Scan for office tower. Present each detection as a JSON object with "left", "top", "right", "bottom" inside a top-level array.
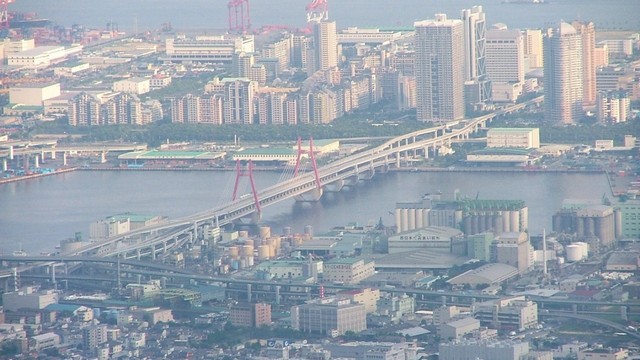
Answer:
[
  {"left": 522, "top": 28, "right": 543, "bottom": 69},
  {"left": 312, "top": 20, "right": 338, "bottom": 72},
  {"left": 544, "top": 22, "right": 583, "bottom": 124},
  {"left": 461, "top": 6, "right": 491, "bottom": 108},
  {"left": 486, "top": 27, "right": 524, "bottom": 83},
  {"left": 414, "top": 14, "right": 465, "bottom": 122},
  {"left": 572, "top": 21, "right": 597, "bottom": 107}
]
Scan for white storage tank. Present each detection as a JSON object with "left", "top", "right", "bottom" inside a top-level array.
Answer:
[
  {"left": 573, "top": 241, "right": 589, "bottom": 258},
  {"left": 228, "top": 246, "right": 239, "bottom": 259},
  {"left": 566, "top": 244, "right": 582, "bottom": 262},
  {"left": 257, "top": 245, "right": 270, "bottom": 260}
]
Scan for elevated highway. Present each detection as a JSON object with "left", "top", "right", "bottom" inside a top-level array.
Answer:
[{"left": 4, "top": 97, "right": 541, "bottom": 261}]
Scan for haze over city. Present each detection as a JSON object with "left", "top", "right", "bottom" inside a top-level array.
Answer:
[{"left": 0, "top": 0, "right": 638, "bottom": 359}]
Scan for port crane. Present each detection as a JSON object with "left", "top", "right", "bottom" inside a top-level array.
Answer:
[
  {"left": 306, "top": 0, "right": 328, "bottom": 23},
  {"left": 227, "top": 0, "right": 251, "bottom": 34},
  {"left": 0, "top": 0, "right": 15, "bottom": 31}
]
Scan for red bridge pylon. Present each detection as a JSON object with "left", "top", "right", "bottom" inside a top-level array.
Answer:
[
  {"left": 232, "top": 159, "right": 261, "bottom": 213},
  {"left": 293, "top": 137, "right": 322, "bottom": 192}
]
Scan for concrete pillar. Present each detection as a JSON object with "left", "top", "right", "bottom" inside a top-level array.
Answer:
[
  {"left": 424, "top": 147, "right": 429, "bottom": 159},
  {"left": 9, "top": 145, "right": 13, "bottom": 160},
  {"left": 62, "top": 152, "right": 67, "bottom": 166},
  {"left": 621, "top": 306, "right": 628, "bottom": 321},
  {"left": 100, "top": 151, "right": 106, "bottom": 163},
  {"left": 395, "top": 152, "right": 400, "bottom": 167},
  {"left": 193, "top": 221, "right": 198, "bottom": 241},
  {"left": 2, "top": 159, "right": 7, "bottom": 172},
  {"left": 572, "top": 303, "right": 577, "bottom": 314},
  {"left": 136, "top": 249, "right": 141, "bottom": 261},
  {"left": 275, "top": 285, "right": 281, "bottom": 305},
  {"left": 51, "top": 151, "right": 56, "bottom": 160},
  {"left": 50, "top": 264, "right": 56, "bottom": 286},
  {"left": 247, "top": 283, "right": 252, "bottom": 302},
  {"left": 34, "top": 155, "right": 39, "bottom": 168}
]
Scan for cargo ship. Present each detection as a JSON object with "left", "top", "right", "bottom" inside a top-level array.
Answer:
[
  {"left": 502, "top": 0, "right": 547, "bottom": 4},
  {"left": 9, "top": 12, "right": 51, "bottom": 29}
]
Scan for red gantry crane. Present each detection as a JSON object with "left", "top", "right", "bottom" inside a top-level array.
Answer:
[
  {"left": 228, "top": 0, "right": 251, "bottom": 34},
  {"left": 0, "top": 0, "right": 15, "bottom": 31},
  {"left": 306, "top": 0, "right": 328, "bottom": 23}
]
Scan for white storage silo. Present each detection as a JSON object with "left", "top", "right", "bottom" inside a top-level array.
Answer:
[{"left": 566, "top": 244, "right": 582, "bottom": 262}]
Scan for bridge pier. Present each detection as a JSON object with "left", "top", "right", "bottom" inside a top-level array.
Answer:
[
  {"left": 2, "top": 158, "right": 6, "bottom": 172},
  {"left": 275, "top": 285, "right": 281, "bottom": 305},
  {"left": 8, "top": 145, "right": 13, "bottom": 160},
  {"left": 193, "top": 221, "right": 198, "bottom": 241},
  {"left": 51, "top": 150, "right": 56, "bottom": 160},
  {"left": 572, "top": 304, "right": 577, "bottom": 314},
  {"left": 136, "top": 249, "right": 141, "bottom": 261},
  {"left": 621, "top": 306, "right": 628, "bottom": 321},
  {"left": 294, "top": 188, "right": 323, "bottom": 202},
  {"left": 247, "top": 284, "right": 252, "bottom": 302},
  {"left": 324, "top": 178, "right": 344, "bottom": 192}
]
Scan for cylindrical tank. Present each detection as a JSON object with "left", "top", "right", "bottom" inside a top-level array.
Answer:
[
  {"left": 238, "top": 230, "right": 249, "bottom": 238},
  {"left": 463, "top": 217, "right": 472, "bottom": 235},
  {"left": 258, "top": 245, "right": 270, "bottom": 260},
  {"left": 228, "top": 246, "right": 239, "bottom": 258},
  {"left": 241, "top": 244, "right": 254, "bottom": 256},
  {"left": 614, "top": 209, "right": 623, "bottom": 240},
  {"left": 415, "top": 209, "right": 424, "bottom": 229},
  {"left": 493, "top": 215, "right": 503, "bottom": 236},
  {"left": 395, "top": 209, "right": 402, "bottom": 233},
  {"left": 574, "top": 242, "right": 589, "bottom": 258},
  {"left": 304, "top": 225, "right": 313, "bottom": 236},
  {"left": 259, "top": 226, "right": 271, "bottom": 239},
  {"left": 274, "top": 237, "right": 281, "bottom": 255},
  {"left": 407, "top": 208, "right": 416, "bottom": 230},
  {"left": 576, "top": 217, "right": 585, "bottom": 237},
  {"left": 470, "top": 215, "right": 479, "bottom": 235},
  {"left": 268, "top": 244, "right": 276, "bottom": 258},
  {"left": 283, "top": 226, "right": 292, "bottom": 236},
  {"left": 239, "top": 258, "right": 247, "bottom": 269},
  {"left": 510, "top": 211, "right": 520, "bottom": 232},
  {"left": 502, "top": 212, "right": 511, "bottom": 233},
  {"left": 246, "top": 256, "right": 254, "bottom": 267},
  {"left": 454, "top": 210, "right": 463, "bottom": 227},
  {"left": 400, "top": 209, "right": 409, "bottom": 233},
  {"left": 520, "top": 207, "right": 528, "bottom": 231},
  {"left": 566, "top": 245, "right": 582, "bottom": 262}
]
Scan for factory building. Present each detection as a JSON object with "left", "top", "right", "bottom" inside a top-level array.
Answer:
[
  {"left": 492, "top": 232, "right": 533, "bottom": 274},
  {"left": 163, "top": 35, "right": 254, "bottom": 63},
  {"left": 396, "top": 193, "right": 528, "bottom": 236},
  {"left": 439, "top": 339, "right": 535, "bottom": 360},
  {"left": 471, "top": 296, "right": 538, "bottom": 330},
  {"left": 552, "top": 204, "right": 618, "bottom": 250},
  {"left": 291, "top": 297, "right": 366, "bottom": 336},
  {"left": 323, "top": 257, "right": 375, "bottom": 285},
  {"left": 387, "top": 226, "right": 465, "bottom": 254}
]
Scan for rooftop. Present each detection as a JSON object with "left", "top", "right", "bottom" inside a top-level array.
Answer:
[
  {"left": 118, "top": 150, "right": 225, "bottom": 160},
  {"left": 234, "top": 147, "right": 296, "bottom": 156},
  {"left": 448, "top": 263, "right": 519, "bottom": 285}
]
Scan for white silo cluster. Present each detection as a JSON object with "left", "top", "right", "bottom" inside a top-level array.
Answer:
[{"left": 565, "top": 241, "right": 589, "bottom": 262}]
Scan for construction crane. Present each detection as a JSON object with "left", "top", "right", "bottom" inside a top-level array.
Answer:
[
  {"left": 0, "top": 0, "right": 15, "bottom": 31},
  {"left": 306, "top": 0, "right": 328, "bottom": 23},
  {"left": 228, "top": 0, "right": 251, "bottom": 34}
]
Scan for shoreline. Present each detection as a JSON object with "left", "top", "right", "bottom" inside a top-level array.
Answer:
[{"left": 0, "top": 165, "right": 608, "bottom": 186}]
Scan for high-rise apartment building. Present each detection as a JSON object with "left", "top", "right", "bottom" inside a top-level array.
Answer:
[
  {"left": 522, "top": 28, "right": 543, "bottom": 69},
  {"left": 461, "top": 6, "right": 491, "bottom": 108},
  {"left": 572, "top": 21, "right": 597, "bottom": 107},
  {"left": 223, "top": 78, "right": 257, "bottom": 125},
  {"left": 312, "top": 20, "right": 338, "bottom": 72},
  {"left": 544, "top": 22, "right": 584, "bottom": 124},
  {"left": 414, "top": 14, "right": 465, "bottom": 122}
]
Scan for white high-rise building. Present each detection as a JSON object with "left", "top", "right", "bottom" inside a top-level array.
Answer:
[
  {"left": 544, "top": 22, "right": 583, "bottom": 124},
  {"left": 486, "top": 27, "right": 525, "bottom": 84},
  {"left": 223, "top": 78, "right": 256, "bottom": 125},
  {"left": 414, "top": 14, "right": 465, "bottom": 123},
  {"left": 461, "top": 6, "right": 491, "bottom": 107},
  {"left": 312, "top": 20, "right": 338, "bottom": 72}
]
